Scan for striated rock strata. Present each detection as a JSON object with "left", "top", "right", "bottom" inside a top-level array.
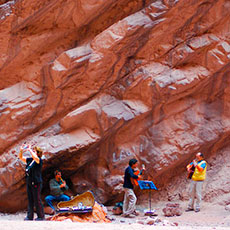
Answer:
[{"left": 0, "top": 0, "right": 230, "bottom": 212}]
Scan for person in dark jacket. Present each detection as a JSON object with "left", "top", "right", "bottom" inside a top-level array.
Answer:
[
  {"left": 45, "top": 169, "right": 70, "bottom": 212},
  {"left": 19, "top": 144, "right": 45, "bottom": 221},
  {"left": 121, "top": 158, "right": 143, "bottom": 218}
]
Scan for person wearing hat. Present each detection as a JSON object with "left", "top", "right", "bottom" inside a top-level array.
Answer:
[
  {"left": 19, "top": 143, "right": 45, "bottom": 221},
  {"left": 186, "top": 152, "right": 207, "bottom": 212}
]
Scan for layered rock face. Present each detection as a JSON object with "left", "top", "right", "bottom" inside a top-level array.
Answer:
[{"left": 0, "top": 0, "right": 230, "bottom": 212}]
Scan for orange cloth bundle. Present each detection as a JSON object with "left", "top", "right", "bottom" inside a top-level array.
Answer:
[{"left": 49, "top": 202, "right": 111, "bottom": 223}]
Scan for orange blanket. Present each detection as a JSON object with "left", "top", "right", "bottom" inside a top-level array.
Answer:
[{"left": 49, "top": 202, "right": 111, "bottom": 223}]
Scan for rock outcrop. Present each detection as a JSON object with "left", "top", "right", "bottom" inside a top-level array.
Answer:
[
  {"left": 0, "top": 0, "right": 230, "bottom": 212},
  {"left": 162, "top": 203, "right": 182, "bottom": 217}
]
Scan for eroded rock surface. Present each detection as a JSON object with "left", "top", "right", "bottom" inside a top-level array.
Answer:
[{"left": 0, "top": 0, "right": 230, "bottom": 212}]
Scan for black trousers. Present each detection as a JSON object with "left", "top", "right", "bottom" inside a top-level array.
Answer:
[{"left": 26, "top": 181, "right": 44, "bottom": 219}]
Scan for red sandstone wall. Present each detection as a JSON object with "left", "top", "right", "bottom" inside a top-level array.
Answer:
[{"left": 0, "top": 0, "right": 230, "bottom": 212}]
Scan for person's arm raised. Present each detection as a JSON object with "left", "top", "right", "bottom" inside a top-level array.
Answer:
[
  {"left": 18, "top": 145, "right": 27, "bottom": 163},
  {"left": 28, "top": 146, "right": 40, "bottom": 164}
]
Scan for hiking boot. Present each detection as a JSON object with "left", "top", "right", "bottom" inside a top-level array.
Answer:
[
  {"left": 185, "top": 208, "right": 194, "bottom": 212},
  {"left": 35, "top": 217, "right": 45, "bottom": 221},
  {"left": 24, "top": 217, "right": 33, "bottom": 221}
]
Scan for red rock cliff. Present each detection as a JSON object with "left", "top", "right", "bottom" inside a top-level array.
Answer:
[{"left": 0, "top": 0, "right": 230, "bottom": 212}]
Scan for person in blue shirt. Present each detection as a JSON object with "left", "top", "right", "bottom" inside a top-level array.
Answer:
[{"left": 121, "top": 158, "right": 142, "bottom": 218}]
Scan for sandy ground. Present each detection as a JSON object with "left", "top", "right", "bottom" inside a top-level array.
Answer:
[{"left": 1, "top": 201, "right": 230, "bottom": 230}]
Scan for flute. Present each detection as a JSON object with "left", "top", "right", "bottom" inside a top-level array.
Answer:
[{"left": 60, "top": 177, "right": 65, "bottom": 184}]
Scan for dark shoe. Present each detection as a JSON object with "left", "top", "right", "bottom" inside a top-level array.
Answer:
[
  {"left": 185, "top": 208, "right": 194, "bottom": 212},
  {"left": 132, "top": 210, "right": 140, "bottom": 216},
  {"left": 24, "top": 217, "right": 33, "bottom": 221},
  {"left": 195, "top": 209, "right": 200, "bottom": 212},
  {"left": 35, "top": 217, "right": 45, "bottom": 221},
  {"left": 50, "top": 209, "right": 55, "bottom": 215}
]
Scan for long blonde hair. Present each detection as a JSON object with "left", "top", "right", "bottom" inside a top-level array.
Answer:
[{"left": 34, "top": 146, "right": 43, "bottom": 158}]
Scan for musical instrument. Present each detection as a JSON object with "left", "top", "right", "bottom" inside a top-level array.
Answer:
[
  {"left": 57, "top": 190, "right": 95, "bottom": 214},
  {"left": 131, "top": 164, "right": 145, "bottom": 186},
  {"left": 60, "top": 177, "right": 67, "bottom": 188},
  {"left": 187, "top": 163, "right": 195, "bottom": 179}
]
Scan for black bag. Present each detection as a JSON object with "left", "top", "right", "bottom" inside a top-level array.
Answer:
[{"left": 112, "top": 202, "right": 123, "bottom": 215}]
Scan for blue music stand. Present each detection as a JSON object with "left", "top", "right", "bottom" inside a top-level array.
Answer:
[{"left": 138, "top": 180, "right": 157, "bottom": 216}]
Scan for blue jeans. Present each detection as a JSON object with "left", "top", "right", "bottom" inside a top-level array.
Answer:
[{"left": 45, "top": 194, "right": 70, "bottom": 210}]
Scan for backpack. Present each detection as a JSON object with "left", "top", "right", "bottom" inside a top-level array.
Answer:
[{"left": 112, "top": 202, "right": 123, "bottom": 215}]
